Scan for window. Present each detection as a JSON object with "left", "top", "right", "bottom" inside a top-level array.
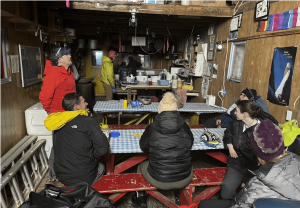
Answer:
[
  {"left": 138, "top": 54, "right": 151, "bottom": 68},
  {"left": 1, "top": 28, "right": 11, "bottom": 84},
  {"left": 227, "top": 41, "right": 247, "bottom": 83},
  {"left": 91, "top": 50, "right": 103, "bottom": 66}
]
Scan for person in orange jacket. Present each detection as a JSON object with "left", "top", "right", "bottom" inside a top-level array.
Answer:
[{"left": 39, "top": 48, "right": 76, "bottom": 114}]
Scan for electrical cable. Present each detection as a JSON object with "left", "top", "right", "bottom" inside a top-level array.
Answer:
[
  {"left": 223, "top": 39, "right": 228, "bottom": 90},
  {"left": 218, "top": 91, "right": 224, "bottom": 108},
  {"left": 163, "top": 16, "right": 175, "bottom": 43},
  {"left": 294, "top": 94, "right": 300, "bottom": 110},
  {"left": 234, "top": 0, "right": 244, "bottom": 16},
  {"left": 135, "top": 36, "right": 164, "bottom": 55}
]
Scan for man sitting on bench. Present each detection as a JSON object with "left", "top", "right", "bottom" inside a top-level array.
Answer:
[
  {"left": 131, "top": 92, "right": 194, "bottom": 208},
  {"left": 45, "top": 93, "right": 109, "bottom": 186}
]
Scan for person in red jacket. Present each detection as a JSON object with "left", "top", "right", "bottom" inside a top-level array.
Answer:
[{"left": 39, "top": 48, "right": 76, "bottom": 114}]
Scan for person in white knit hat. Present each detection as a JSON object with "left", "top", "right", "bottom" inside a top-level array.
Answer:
[{"left": 131, "top": 92, "right": 194, "bottom": 208}]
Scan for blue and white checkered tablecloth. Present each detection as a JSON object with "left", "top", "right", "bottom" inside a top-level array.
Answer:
[
  {"left": 109, "top": 128, "right": 226, "bottom": 154},
  {"left": 93, "top": 101, "right": 226, "bottom": 114}
]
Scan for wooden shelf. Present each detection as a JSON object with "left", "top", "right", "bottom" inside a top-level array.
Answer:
[{"left": 187, "top": 92, "right": 199, "bottom": 96}]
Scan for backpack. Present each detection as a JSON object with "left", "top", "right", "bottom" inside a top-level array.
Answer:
[{"left": 18, "top": 182, "right": 114, "bottom": 208}]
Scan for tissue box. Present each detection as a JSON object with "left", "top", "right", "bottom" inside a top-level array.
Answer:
[
  {"left": 206, "top": 95, "right": 216, "bottom": 106},
  {"left": 157, "top": 80, "right": 169, "bottom": 86}
]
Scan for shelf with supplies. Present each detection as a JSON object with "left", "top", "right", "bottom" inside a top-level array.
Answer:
[{"left": 176, "top": 73, "right": 202, "bottom": 78}]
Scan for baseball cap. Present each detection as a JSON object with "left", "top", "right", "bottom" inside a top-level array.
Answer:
[{"left": 50, "top": 48, "right": 71, "bottom": 65}]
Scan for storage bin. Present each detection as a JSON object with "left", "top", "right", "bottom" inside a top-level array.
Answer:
[
  {"left": 25, "top": 102, "right": 52, "bottom": 136},
  {"left": 157, "top": 80, "right": 169, "bottom": 86}
]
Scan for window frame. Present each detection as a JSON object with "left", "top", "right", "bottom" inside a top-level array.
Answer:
[
  {"left": 90, "top": 50, "right": 104, "bottom": 67},
  {"left": 227, "top": 41, "right": 247, "bottom": 83}
]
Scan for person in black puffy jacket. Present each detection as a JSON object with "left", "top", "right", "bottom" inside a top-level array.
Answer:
[
  {"left": 221, "top": 100, "right": 262, "bottom": 200},
  {"left": 131, "top": 92, "right": 194, "bottom": 208},
  {"left": 117, "top": 56, "right": 133, "bottom": 82}
]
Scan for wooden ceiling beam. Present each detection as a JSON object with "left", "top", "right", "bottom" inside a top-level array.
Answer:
[{"left": 69, "top": 1, "right": 234, "bottom": 18}]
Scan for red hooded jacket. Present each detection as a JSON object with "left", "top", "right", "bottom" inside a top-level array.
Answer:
[{"left": 39, "top": 60, "right": 76, "bottom": 114}]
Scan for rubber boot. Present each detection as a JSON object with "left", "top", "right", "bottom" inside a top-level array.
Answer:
[
  {"left": 131, "top": 191, "right": 148, "bottom": 208},
  {"left": 174, "top": 189, "right": 180, "bottom": 205}
]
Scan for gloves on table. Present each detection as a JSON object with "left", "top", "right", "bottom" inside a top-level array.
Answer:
[{"left": 112, "top": 87, "right": 117, "bottom": 93}]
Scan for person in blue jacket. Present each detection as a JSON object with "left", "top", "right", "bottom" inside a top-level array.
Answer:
[{"left": 205, "top": 88, "right": 268, "bottom": 128}]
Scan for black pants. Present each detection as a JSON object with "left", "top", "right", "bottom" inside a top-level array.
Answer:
[
  {"left": 199, "top": 199, "right": 231, "bottom": 208},
  {"left": 220, "top": 167, "right": 244, "bottom": 199}
]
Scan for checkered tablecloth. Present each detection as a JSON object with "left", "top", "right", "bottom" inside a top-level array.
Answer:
[
  {"left": 109, "top": 128, "right": 226, "bottom": 154},
  {"left": 93, "top": 101, "right": 226, "bottom": 114}
]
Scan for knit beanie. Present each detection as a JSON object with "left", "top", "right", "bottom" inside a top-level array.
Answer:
[
  {"left": 108, "top": 50, "right": 116, "bottom": 58},
  {"left": 250, "top": 120, "right": 285, "bottom": 162},
  {"left": 123, "top": 56, "right": 129, "bottom": 63},
  {"left": 158, "top": 92, "right": 178, "bottom": 114},
  {"left": 241, "top": 88, "right": 257, "bottom": 100}
]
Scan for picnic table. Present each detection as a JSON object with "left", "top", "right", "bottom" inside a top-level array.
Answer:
[
  {"left": 92, "top": 125, "right": 228, "bottom": 207},
  {"left": 93, "top": 101, "right": 227, "bottom": 125}
]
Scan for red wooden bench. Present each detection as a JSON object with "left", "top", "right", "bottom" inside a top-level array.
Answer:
[{"left": 92, "top": 167, "right": 226, "bottom": 208}]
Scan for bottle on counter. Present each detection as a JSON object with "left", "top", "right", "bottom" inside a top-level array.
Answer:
[
  {"left": 100, "top": 123, "right": 110, "bottom": 141},
  {"left": 172, "top": 75, "right": 178, "bottom": 90}
]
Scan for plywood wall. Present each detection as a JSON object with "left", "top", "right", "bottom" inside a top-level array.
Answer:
[
  {"left": 212, "top": 1, "right": 300, "bottom": 124},
  {"left": 1, "top": 22, "right": 44, "bottom": 156}
]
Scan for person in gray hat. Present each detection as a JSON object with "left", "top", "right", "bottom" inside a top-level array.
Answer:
[
  {"left": 117, "top": 56, "right": 133, "bottom": 82},
  {"left": 39, "top": 47, "right": 76, "bottom": 114}
]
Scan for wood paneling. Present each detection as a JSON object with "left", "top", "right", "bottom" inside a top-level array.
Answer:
[
  {"left": 1, "top": 21, "right": 43, "bottom": 156},
  {"left": 190, "top": 0, "right": 226, "bottom": 7},
  {"left": 213, "top": 0, "right": 300, "bottom": 124}
]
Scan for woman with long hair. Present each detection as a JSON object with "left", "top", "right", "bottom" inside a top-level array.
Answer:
[{"left": 221, "top": 100, "right": 262, "bottom": 200}]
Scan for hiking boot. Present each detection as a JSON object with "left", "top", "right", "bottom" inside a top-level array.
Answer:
[{"left": 131, "top": 191, "right": 148, "bottom": 208}]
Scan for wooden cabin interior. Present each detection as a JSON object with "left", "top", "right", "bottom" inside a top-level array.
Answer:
[{"left": 1, "top": 0, "right": 300, "bottom": 158}]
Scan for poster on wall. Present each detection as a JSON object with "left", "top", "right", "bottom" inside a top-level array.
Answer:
[{"left": 267, "top": 47, "right": 297, "bottom": 106}]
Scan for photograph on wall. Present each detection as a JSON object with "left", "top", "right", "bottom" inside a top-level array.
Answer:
[
  {"left": 267, "top": 46, "right": 297, "bottom": 106},
  {"left": 255, "top": 0, "right": 270, "bottom": 20}
]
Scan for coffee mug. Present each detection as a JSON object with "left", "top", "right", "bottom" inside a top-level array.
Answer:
[{"left": 149, "top": 81, "right": 153, "bottom": 86}]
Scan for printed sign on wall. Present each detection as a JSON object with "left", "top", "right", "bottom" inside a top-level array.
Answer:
[{"left": 267, "top": 47, "right": 297, "bottom": 106}]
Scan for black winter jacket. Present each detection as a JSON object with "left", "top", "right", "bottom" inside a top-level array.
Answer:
[
  {"left": 223, "top": 120, "right": 259, "bottom": 177},
  {"left": 117, "top": 62, "right": 133, "bottom": 81},
  {"left": 53, "top": 115, "right": 109, "bottom": 186},
  {"left": 140, "top": 111, "right": 194, "bottom": 182},
  {"left": 128, "top": 56, "right": 142, "bottom": 76}
]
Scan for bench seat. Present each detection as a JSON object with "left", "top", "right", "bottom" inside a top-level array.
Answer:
[{"left": 91, "top": 167, "right": 226, "bottom": 207}]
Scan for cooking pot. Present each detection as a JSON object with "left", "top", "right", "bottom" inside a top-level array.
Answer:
[
  {"left": 139, "top": 96, "right": 152, "bottom": 105},
  {"left": 182, "top": 82, "right": 193, "bottom": 91},
  {"left": 137, "top": 71, "right": 145, "bottom": 76}
]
